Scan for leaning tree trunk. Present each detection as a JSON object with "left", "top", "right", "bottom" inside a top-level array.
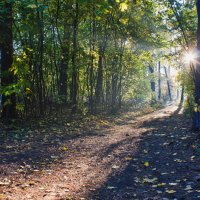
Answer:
[
  {"left": 193, "top": 0, "right": 200, "bottom": 129},
  {"left": 0, "top": 1, "right": 16, "bottom": 118}
]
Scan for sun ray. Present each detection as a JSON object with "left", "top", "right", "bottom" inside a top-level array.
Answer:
[{"left": 184, "top": 51, "right": 197, "bottom": 64}]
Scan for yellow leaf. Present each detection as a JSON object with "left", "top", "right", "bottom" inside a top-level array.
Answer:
[
  {"left": 119, "top": 18, "right": 128, "bottom": 25},
  {"left": 166, "top": 190, "right": 176, "bottom": 194},
  {"left": 60, "top": 147, "right": 68, "bottom": 151},
  {"left": 22, "top": 52, "right": 27, "bottom": 59},
  {"left": 26, "top": 88, "right": 32, "bottom": 93},
  {"left": 119, "top": 2, "right": 128, "bottom": 12},
  {"left": 157, "top": 183, "right": 166, "bottom": 187},
  {"left": 100, "top": 120, "right": 109, "bottom": 125},
  {"left": 174, "top": 159, "right": 182, "bottom": 163},
  {"left": 26, "top": 47, "right": 33, "bottom": 52},
  {"left": 125, "top": 157, "right": 132, "bottom": 161},
  {"left": 143, "top": 177, "right": 157, "bottom": 183},
  {"left": 144, "top": 161, "right": 149, "bottom": 167},
  {"left": 27, "top": 4, "right": 37, "bottom": 9}
]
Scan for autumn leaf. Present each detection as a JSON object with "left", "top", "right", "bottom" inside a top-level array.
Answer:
[
  {"left": 112, "top": 165, "right": 120, "bottom": 169},
  {"left": 169, "top": 183, "right": 178, "bottom": 186},
  {"left": 144, "top": 161, "right": 149, "bottom": 167},
  {"left": 143, "top": 177, "right": 157, "bottom": 183},
  {"left": 119, "top": 2, "right": 128, "bottom": 12},
  {"left": 157, "top": 183, "right": 166, "bottom": 186},
  {"left": 166, "top": 190, "right": 176, "bottom": 194},
  {"left": 125, "top": 157, "right": 132, "bottom": 161},
  {"left": 27, "top": 4, "right": 37, "bottom": 9},
  {"left": 60, "top": 146, "right": 68, "bottom": 151}
]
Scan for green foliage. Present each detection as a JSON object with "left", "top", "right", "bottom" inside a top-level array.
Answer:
[
  {"left": 1, "top": 0, "right": 180, "bottom": 116},
  {"left": 177, "top": 68, "right": 195, "bottom": 115}
]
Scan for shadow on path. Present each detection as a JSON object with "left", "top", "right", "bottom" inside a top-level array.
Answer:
[
  {"left": 0, "top": 116, "right": 111, "bottom": 175},
  {"left": 88, "top": 111, "right": 200, "bottom": 200}
]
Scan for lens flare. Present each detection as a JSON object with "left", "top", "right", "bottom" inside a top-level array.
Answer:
[{"left": 184, "top": 52, "right": 197, "bottom": 64}]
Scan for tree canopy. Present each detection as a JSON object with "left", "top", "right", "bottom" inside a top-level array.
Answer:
[{"left": 0, "top": 0, "right": 198, "bottom": 118}]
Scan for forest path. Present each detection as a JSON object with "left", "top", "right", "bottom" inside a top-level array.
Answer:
[{"left": 1, "top": 105, "right": 200, "bottom": 200}]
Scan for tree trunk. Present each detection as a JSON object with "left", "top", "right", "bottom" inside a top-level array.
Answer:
[
  {"left": 0, "top": 1, "right": 17, "bottom": 118},
  {"left": 95, "top": 31, "right": 108, "bottom": 112},
  {"left": 164, "top": 66, "right": 172, "bottom": 101},
  {"left": 149, "top": 65, "right": 155, "bottom": 92},
  {"left": 111, "top": 55, "right": 118, "bottom": 113},
  {"left": 35, "top": 0, "right": 45, "bottom": 115},
  {"left": 158, "top": 61, "right": 161, "bottom": 100},
  {"left": 59, "top": 24, "right": 70, "bottom": 98},
  {"left": 71, "top": 2, "right": 79, "bottom": 111},
  {"left": 95, "top": 52, "right": 103, "bottom": 108}
]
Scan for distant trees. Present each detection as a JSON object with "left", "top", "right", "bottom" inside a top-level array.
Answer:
[{"left": 0, "top": 0, "right": 172, "bottom": 118}]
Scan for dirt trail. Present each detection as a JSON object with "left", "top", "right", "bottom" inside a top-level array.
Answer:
[{"left": 1, "top": 106, "right": 200, "bottom": 200}]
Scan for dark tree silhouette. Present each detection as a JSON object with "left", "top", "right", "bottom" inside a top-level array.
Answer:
[{"left": 0, "top": 1, "right": 16, "bottom": 118}]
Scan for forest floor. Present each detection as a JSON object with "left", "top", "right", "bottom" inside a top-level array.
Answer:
[{"left": 1, "top": 105, "right": 200, "bottom": 200}]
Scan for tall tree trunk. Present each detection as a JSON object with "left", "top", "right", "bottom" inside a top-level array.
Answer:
[
  {"left": 158, "top": 61, "right": 161, "bottom": 100},
  {"left": 149, "top": 65, "right": 155, "bottom": 92},
  {"left": 59, "top": 24, "right": 70, "bottom": 98},
  {"left": 164, "top": 66, "right": 172, "bottom": 101},
  {"left": 95, "top": 51, "right": 103, "bottom": 108},
  {"left": 87, "top": 11, "right": 96, "bottom": 113},
  {"left": 0, "top": 1, "right": 16, "bottom": 118},
  {"left": 55, "top": 1, "right": 70, "bottom": 99},
  {"left": 111, "top": 55, "right": 118, "bottom": 113},
  {"left": 35, "top": 0, "right": 45, "bottom": 115},
  {"left": 95, "top": 32, "right": 108, "bottom": 112},
  {"left": 111, "top": 30, "right": 119, "bottom": 113},
  {"left": 71, "top": 2, "right": 79, "bottom": 111},
  {"left": 118, "top": 39, "right": 125, "bottom": 109},
  {"left": 193, "top": 0, "right": 200, "bottom": 129}
]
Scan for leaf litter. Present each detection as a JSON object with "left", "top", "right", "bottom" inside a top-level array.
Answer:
[{"left": 1, "top": 105, "right": 200, "bottom": 199}]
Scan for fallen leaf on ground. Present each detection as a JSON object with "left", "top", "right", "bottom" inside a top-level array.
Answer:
[
  {"left": 185, "top": 185, "right": 192, "bottom": 190},
  {"left": 125, "top": 157, "right": 132, "bottom": 161},
  {"left": 143, "top": 177, "right": 157, "bottom": 183},
  {"left": 60, "top": 147, "right": 68, "bottom": 151},
  {"left": 144, "top": 161, "right": 149, "bottom": 167},
  {"left": 169, "top": 183, "right": 178, "bottom": 186},
  {"left": 112, "top": 165, "right": 120, "bottom": 169},
  {"left": 166, "top": 190, "right": 176, "bottom": 194},
  {"left": 107, "top": 186, "right": 117, "bottom": 189}
]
